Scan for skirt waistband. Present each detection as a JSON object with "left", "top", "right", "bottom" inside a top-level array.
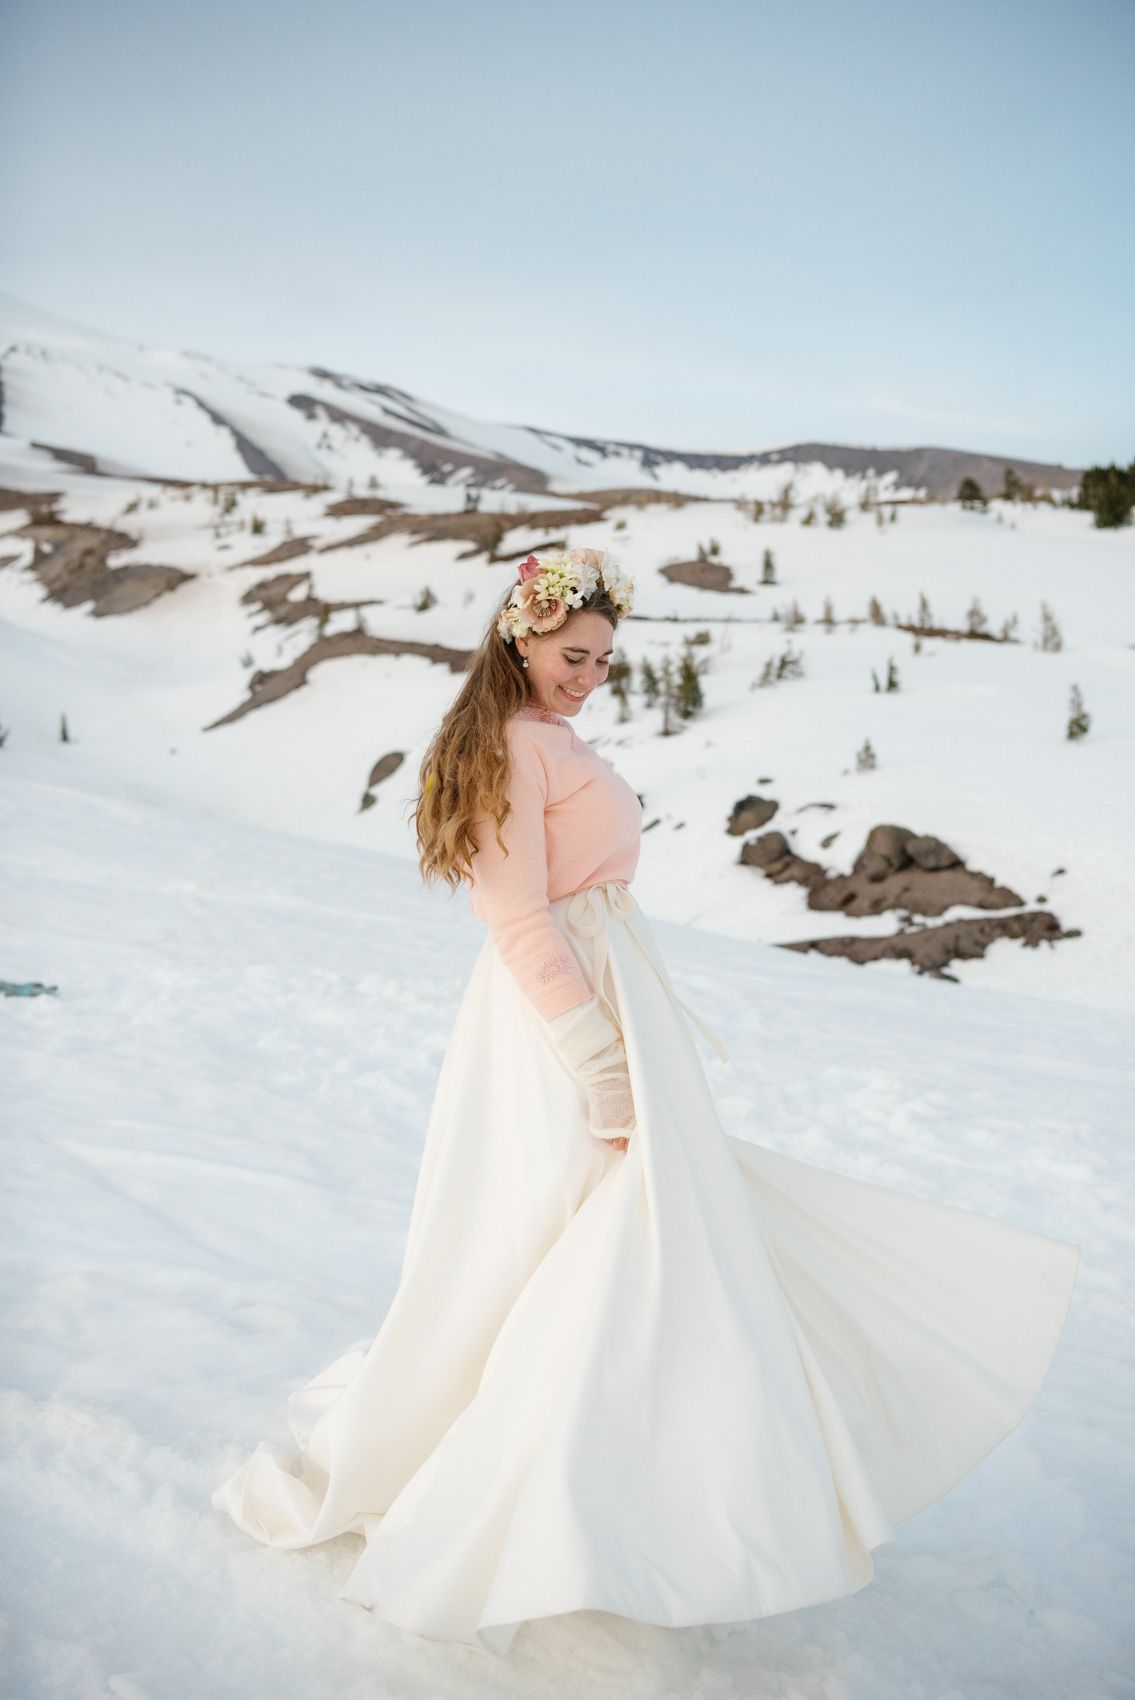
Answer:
[{"left": 553, "top": 880, "right": 729, "bottom": 1065}]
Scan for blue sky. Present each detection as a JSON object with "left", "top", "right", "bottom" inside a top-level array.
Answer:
[{"left": 3, "top": 0, "right": 1132, "bottom": 467}]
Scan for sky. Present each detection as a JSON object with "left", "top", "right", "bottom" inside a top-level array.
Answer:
[{"left": 2, "top": 0, "right": 1133, "bottom": 469}]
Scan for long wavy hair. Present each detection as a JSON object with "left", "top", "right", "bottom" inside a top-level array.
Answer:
[{"left": 414, "top": 573, "right": 623, "bottom": 894}]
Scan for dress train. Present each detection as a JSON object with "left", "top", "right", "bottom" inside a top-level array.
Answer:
[{"left": 210, "top": 881, "right": 1080, "bottom": 1654}]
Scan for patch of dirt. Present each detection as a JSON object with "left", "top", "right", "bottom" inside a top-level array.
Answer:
[
  {"left": 0, "top": 485, "right": 62, "bottom": 518},
  {"left": 660, "top": 559, "right": 751, "bottom": 594},
  {"left": 779, "top": 910, "right": 1080, "bottom": 981},
  {"left": 206, "top": 632, "right": 473, "bottom": 729},
  {"left": 236, "top": 538, "right": 318, "bottom": 569},
  {"left": 315, "top": 505, "right": 606, "bottom": 562},
  {"left": 11, "top": 518, "right": 193, "bottom": 616},
  {"left": 323, "top": 496, "right": 405, "bottom": 518},
  {"left": 553, "top": 488, "right": 697, "bottom": 511},
  {"left": 359, "top": 750, "right": 406, "bottom": 813}
]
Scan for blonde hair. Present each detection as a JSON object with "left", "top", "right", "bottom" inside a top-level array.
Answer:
[{"left": 413, "top": 574, "right": 621, "bottom": 894}]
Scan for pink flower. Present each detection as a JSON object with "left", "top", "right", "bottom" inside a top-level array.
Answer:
[
  {"left": 516, "top": 577, "right": 568, "bottom": 633},
  {"left": 568, "top": 546, "right": 605, "bottom": 570},
  {"left": 517, "top": 553, "right": 542, "bottom": 584}
]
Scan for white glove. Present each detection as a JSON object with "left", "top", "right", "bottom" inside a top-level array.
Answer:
[{"left": 546, "top": 997, "right": 636, "bottom": 1143}]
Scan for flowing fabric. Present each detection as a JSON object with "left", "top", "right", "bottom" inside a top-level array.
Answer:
[{"left": 210, "top": 881, "right": 1080, "bottom": 1655}]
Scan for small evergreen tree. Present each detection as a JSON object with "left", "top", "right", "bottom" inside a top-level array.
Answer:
[
  {"left": 824, "top": 493, "right": 847, "bottom": 529},
  {"left": 868, "top": 595, "right": 886, "bottom": 625},
  {"left": 958, "top": 477, "right": 987, "bottom": 509},
  {"left": 856, "top": 738, "right": 877, "bottom": 771},
  {"left": 966, "top": 596, "right": 988, "bottom": 636},
  {"left": 59, "top": 713, "right": 70, "bottom": 743},
  {"left": 640, "top": 657, "right": 660, "bottom": 707},
  {"left": 761, "top": 548, "right": 777, "bottom": 585},
  {"left": 821, "top": 596, "right": 835, "bottom": 630},
  {"left": 1066, "top": 683, "right": 1090, "bottom": 741},
  {"left": 676, "top": 650, "right": 705, "bottom": 719},
  {"left": 1036, "top": 602, "right": 1063, "bottom": 653}
]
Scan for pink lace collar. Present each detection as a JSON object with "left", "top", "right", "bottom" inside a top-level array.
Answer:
[{"left": 513, "top": 701, "right": 569, "bottom": 727}]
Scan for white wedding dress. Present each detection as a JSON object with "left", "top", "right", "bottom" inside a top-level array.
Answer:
[{"left": 210, "top": 879, "right": 1080, "bottom": 1655}]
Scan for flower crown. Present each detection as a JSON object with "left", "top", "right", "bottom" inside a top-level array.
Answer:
[{"left": 495, "top": 546, "right": 634, "bottom": 645}]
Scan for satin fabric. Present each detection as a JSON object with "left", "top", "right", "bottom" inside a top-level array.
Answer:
[{"left": 210, "top": 881, "right": 1080, "bottom": 1655}]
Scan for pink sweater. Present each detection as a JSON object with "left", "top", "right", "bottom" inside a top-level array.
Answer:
[{"left": 468, "top": 703, "right": 643, "bottom": 1019}]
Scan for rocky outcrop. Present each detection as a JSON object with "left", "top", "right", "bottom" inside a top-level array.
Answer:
[
  {"left": 741, "top": 821, "right": 1024, "bottom": 916},
  {"left": 13, "top": 518, "right": 192, "bottom": 616},
  {"left": 359, "top": 750, "right": 406, "bottom": 813},
  {"left": 727, "top": 795, "right": 779, "bottom": 834},
  {"left": 739, "top": 819, "right": 1076, "bottom": 978},
  {"left": 659, "top": 559, "right": 750, "bottom": 594},
  {"left": 206, "top": 631, "right": 472, "bottom": 729},
  {"left": 780, "top": 910, "right": 1081, "bottom": 982}
]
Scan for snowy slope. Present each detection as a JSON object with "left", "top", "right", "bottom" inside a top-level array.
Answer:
[
  {"left": 1, "top": 338, "right": 1131, "bottom": 1693},
  {"left": 1, "top": 752, "right": 1130, "bottom": 1699},
  {"left": 0, "top": 291, "right": 1080, "bottom": 501},
  {"left": 1, "top": 460, "right": 1131, "bottom": 1012}
]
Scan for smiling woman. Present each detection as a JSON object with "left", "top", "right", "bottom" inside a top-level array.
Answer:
[{"left": 209, "top": 542, "right": 1080, "bottom": 1657}]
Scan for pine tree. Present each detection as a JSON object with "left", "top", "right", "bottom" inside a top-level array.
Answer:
[
  {"left": 676, "top": 650, "right": 705, "bottom": 719},
  {"left": 1036, "top": 602, "right": 1063, "bottom": 653},
  {"left": 958, "top": 476, "right": 987, "bottom": 509},
  {"left": 1075, "top": 460, "right": 1135, "bottom": 529},
  {"left": 1066, "top": 683, "right": 1090, "bottom": 740},
  {"left": 761, "top": 548, "right": 777, "bottom": 585}
]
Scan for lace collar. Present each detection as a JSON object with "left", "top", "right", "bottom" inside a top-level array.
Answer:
[{"left": 513, "top": 701, "right": 569, "bottom": 728}]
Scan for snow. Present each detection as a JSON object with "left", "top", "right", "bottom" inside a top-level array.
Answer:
[
  {"left": 1, "top": 366, "right": 1132, "bottom": 1694},
  {"left": 0, "top": 291, "right": 921, "bottom": 501},
  {"left": 2, "top": 746, "right": 1131, "bottom": 1697}
]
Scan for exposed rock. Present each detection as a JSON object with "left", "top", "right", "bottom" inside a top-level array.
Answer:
[
  {"left": 659, "top": 559, "right": 750, "bottom": 594},
  {"left": 727, "top": 794, "right": 778, "bottom": 835},
  {"left": 14, "top": 519, "right": 192, "bottom": 616},
  {"left": 315, "top": 504, "right": 605, "bottom": 562},
  {"left": 366, "top": 751, "right": 404, "bottom": 788},
  {"left": 780, "top": 911, "right": 1081, "bottom": 982},
  {"left": 359, "top": 750, "right": 405, "bottom": 812},
  {"left": 816, "top": 824, "right": 1021, "bottom": 916},
  {"left": 237, "top": 537, "right": 318, "bottom": 568},
  {"left": 742, "top": 820, "right": 1023, "bottom": 918},
  {"left": 739, "top": 831, "right": 826, "bottom": 889},
  {"left": 206, "top": 632, "right": 472, "bottom": 729}
]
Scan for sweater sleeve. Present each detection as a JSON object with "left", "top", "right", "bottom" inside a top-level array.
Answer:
[{"left": 468, "top": 726, "right": 595, "bottom": 1021}]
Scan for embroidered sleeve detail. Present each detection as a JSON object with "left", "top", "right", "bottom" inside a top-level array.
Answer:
[{"left": 536, "top": 950, "right": 577, "bottom": 985}]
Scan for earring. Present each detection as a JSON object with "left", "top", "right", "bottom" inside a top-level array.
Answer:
[{"left": 522, "top": 657, "right": 529, "bottom": 669}]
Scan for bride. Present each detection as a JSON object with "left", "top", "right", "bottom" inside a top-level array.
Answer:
[{"left": 210, "top": 544, "right": 1080, "bottom": 1655}]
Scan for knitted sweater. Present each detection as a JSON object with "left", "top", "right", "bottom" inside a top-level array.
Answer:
[{"left": 468, "top": 702, "right": 643, "bottom": 1019}]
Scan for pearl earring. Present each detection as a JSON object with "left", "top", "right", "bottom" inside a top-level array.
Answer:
[{"left": 522, "top": 657, "right": 529, "bottom": 669}]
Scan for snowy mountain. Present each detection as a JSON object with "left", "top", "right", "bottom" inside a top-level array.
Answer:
[{"left": 0, "top": 291, "right": 1081, "bottom": 501}]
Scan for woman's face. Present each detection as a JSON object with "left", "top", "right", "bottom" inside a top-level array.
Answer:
[{"left": 516, "top": 610, "right": 615, "bottom": 716}]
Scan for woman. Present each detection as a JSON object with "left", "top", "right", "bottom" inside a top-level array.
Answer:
[{"left": 211, "top": 545, "right": 1080, "bottom": 1656}]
